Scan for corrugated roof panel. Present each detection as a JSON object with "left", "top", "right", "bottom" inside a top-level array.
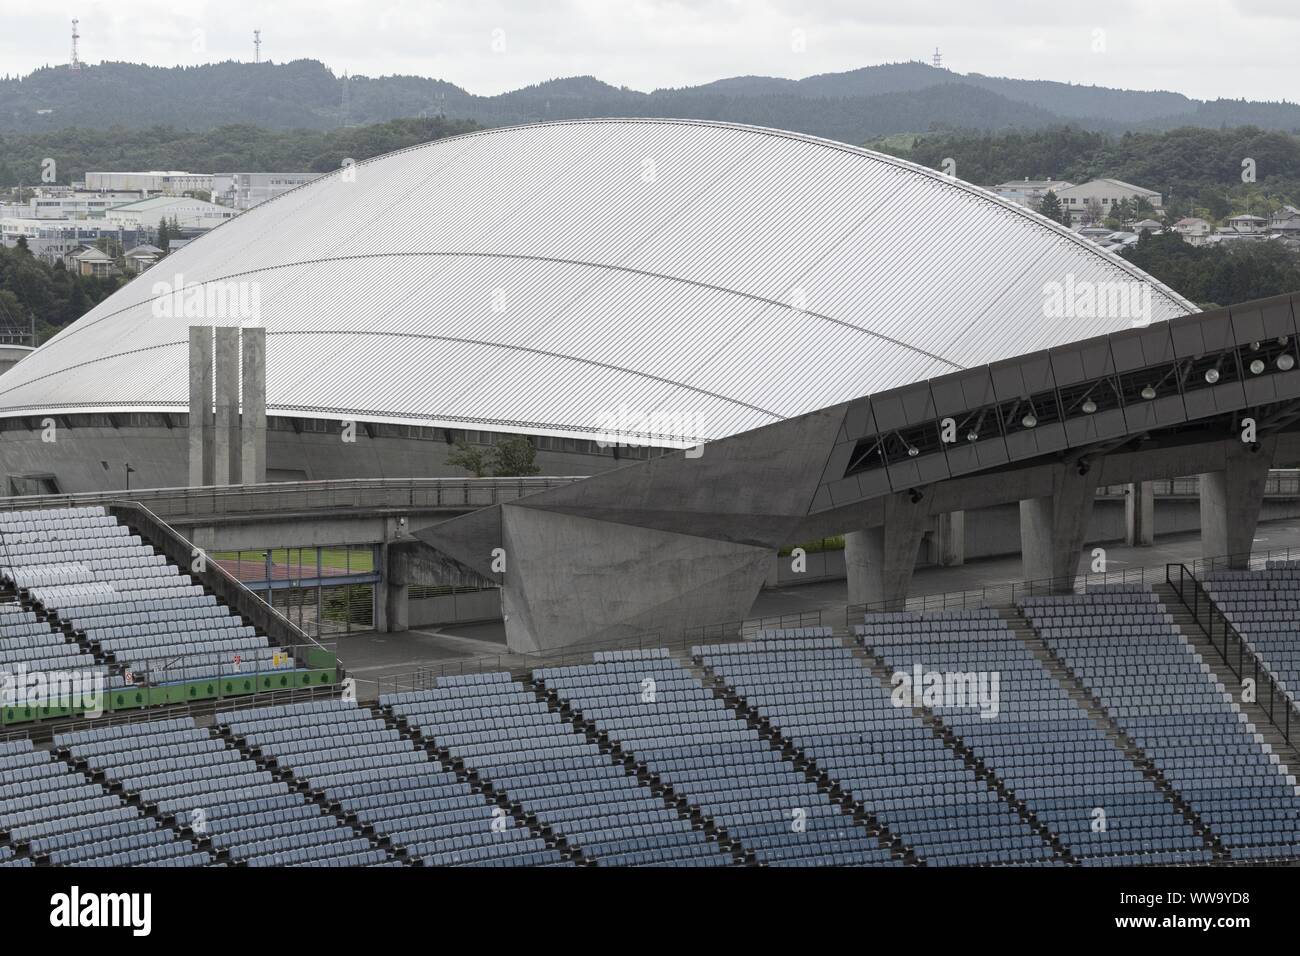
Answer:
[{"left": 0, "top": 118, "right": 1196, "bottom": 446}]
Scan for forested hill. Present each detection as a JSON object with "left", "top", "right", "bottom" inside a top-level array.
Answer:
[{"left": 4, "top": 58, "right": 1300, "bottom": 139}]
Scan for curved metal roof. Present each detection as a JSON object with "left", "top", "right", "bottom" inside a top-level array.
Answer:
[{"left": 0, "top": 119, "right": 1196, "bottom": 444}]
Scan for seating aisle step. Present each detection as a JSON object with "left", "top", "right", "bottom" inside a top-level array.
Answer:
[
  {"left": 525, "top": 674, "right": 749, "bottom": 865},
  {"left": 1000, "top": 605, "right": 1228, "bottom": 862},
  {"left": 378, "top": 703, "right": 592, "bottom": 866},
  {"left": 683, "top": 651, "right": 918, "bottom": 865},
  {"left": 842, "top": 632, "right": 1072, "bottom": 865},
  {"left": 215, "top": 721, "right": 408, "bottom": 865}
]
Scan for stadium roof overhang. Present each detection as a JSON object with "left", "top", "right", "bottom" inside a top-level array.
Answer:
[{"left": 422, "top": 291, "right": 1300, "bottom": 581}]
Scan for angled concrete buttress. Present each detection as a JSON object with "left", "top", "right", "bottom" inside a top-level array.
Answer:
[
  {"left": 419, "top": 406, "right": 848, "bottom": 653},
  {"left": 1200, "top": 436, "right": 1277, "bottom": 568}
]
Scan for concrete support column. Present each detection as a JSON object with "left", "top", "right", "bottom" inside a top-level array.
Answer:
[
  {"left": 212, "top": 326, "right": 240, "bottom": 486},
  {"left": 187, "top": 325, "right": 213, "bottom": 486},
  {"left": 934, "top": 510, "right": 966, "bottom": 567},
  {"left": 845, "top": 490, "right": 933, "bottom": 611},
  {"left": 1124, "top": 481, "right": 1155, "bottom": 547},
  {"left": 1200, "top": 438, "right": 1276, "bottom": 568},
  {"left": 240, "top": 326, "right": 267, "bottom": 485},
  {"left": 1019, "top": 461, "right": 1102, "bottom": 592}
]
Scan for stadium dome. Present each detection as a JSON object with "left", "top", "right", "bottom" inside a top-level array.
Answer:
[{"left": 0, "top": 119, "right": 1195, "bottom": 446}]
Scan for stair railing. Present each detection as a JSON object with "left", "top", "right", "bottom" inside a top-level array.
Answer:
[{"left": 1165, "top": 563, "right": 1294, "bottom": 747}]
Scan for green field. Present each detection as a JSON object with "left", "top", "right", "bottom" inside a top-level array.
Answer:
[{"left": 210, "top": 548, "right": 375, "bottom": 574}]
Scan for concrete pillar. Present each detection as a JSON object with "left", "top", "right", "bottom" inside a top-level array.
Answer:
[
  {"left": 385, "top": 583, "right": 410, "bottom": 634},
  {"left": 934, "top": 511, "right": 966, "bottom": 566},
  {"left": 240, "top": 326, "right": 267, "bottom": 485},
  {"left": 212, "top": 326, "right": 240, "bottom": 486},
  {"left": 1124, "top": 481, "right": 1155, "bottom": 547},
  {"left": 187, "top": 325, "right": 213, "bottom": 486},
  {"left": 1019, "top": 461, "right": 1101, "bottom": 592},
  {"left": 1200, "top": 438, "right": 1276, "bottom": 568},
  {"left": 845, "top": 490, "right": 933, "bottom": 611}
]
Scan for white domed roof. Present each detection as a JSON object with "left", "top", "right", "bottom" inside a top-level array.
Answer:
[{"left": 0, "top": 119, "right": 1194, "bottom": 445}]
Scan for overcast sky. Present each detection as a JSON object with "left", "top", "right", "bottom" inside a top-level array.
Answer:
[{"left": 3, "top": 0, "right": 1297, "bottom": 103}]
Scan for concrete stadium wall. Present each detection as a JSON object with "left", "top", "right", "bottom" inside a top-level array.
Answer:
[
  {"left": 408, "top": 589, "right": 502, "bottom": 627},
  {"left": 0, "top": 419, "right": 624, "bottom": 494}
]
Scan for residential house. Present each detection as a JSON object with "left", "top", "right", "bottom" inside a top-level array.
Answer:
[
  {"left": 123, "top": 243, "right": 164, "bottom": 274},
  {"left": 1172, "top": 217, "right": 1212, "bottom": 245}
]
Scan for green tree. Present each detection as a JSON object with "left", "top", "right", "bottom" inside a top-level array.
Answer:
[
  {"left": 1037, "top": 190, "right": 1068, "bottom": 226},
  {"left": 156, "top": 219, "right": 170, "bottom": 252},
  {"left": 488, "top": 436, "right": 541, "bottom": 477},
  {"left": 446, "top": 439, "right": 487, "bottom": 477}
]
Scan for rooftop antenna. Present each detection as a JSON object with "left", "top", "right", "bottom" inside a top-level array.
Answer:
[
  {"left": 70, "top": 19, "right": 81, "bottom": 71},
  {"left": 932, "top": 46, "right": 942, "bottom": 69},
  {"left": 253, "top": 29, "right": 262, "bottom": 63}
]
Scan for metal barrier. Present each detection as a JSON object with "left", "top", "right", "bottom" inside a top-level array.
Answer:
[
  {"left": 1165, "top": 562, "right": 1295, "bottom": 747},
  {"left": 844, "top": 545, "right": 1300, "bottom": 627},
  {"left": 0, "top": 476, "right": 585, "bottom": 520}
]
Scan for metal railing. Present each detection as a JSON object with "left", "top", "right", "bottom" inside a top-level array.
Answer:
[
  {"left": 106, "top": 499, "right": 335, "bottom": 675},
  {"left": 367, "top": 609, "right": 826, "bottom": 700},
  {"left": 1165, "top": 562, "right": 1295, "bottom": 746},
  {"left": 0, "top": 476, "right": 585, "bottom": 521},
  {"left": 1098, "top": 471, "right": 1300, "bottom": 498},
  {"left": 844, "top": 544, "right": 1300, "bottom": 626}
]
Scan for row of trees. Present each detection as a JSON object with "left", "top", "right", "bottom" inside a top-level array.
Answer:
[
  {"left": 882, "top": 125, "right": 1300, "bottom": 224},
  {"left": 1121, "top": 233, "right": 1300, "bottom": 309},
  {"left": 0, "top": 241, "right": 124, "bottom": 344},
  {"left": 0, "top": 115, "right": 482, "bottom": 189},
  {"left": 446, "top": 437, "right": 540, "bottom": 477}
]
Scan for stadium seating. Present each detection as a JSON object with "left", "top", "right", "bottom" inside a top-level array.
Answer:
[
  {"left": 857, "top": 609, "right": 1210, "bottom": 865},
  {"left": 56, "top": 717, "right": 386, "bottom": 867},
  {"left": 0, "top": 736, "right": 209, "bottom": 866},
  {"left": 384, "top": 673, "right": 729, "bottom": 866},
  {"left": 0, "top": 603, "right": 127, "bottom": 706},
  {"left": 536, "top": 649, "right": 901, "bottom": 866},
  {"left": 0, "top": 506, "right": 297, "bottom": 687},
  {"left": 697, "top": 635, "right": 1058, "bottom": 866},
  {"left": 218, "top": 699, "right": 568, "bottom": 866},
  {"left": 1024, "top": 584, "right": 1300, "bottom": 862}
]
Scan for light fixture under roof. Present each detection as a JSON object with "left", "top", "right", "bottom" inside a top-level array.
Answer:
[
  {"left": 966, "top": 430, "right": 979, "bottom": 442},
  {"left": 906, "top": 444, "right": 920, "bottom": 457},
  {"left": 1279, "top": 354, "right": 1296, "bottom": 371},
  {"left": 1204, "top": 368, "right": 1221, "bottom": 384},
  {"left": 1250, "top": 358, "right": 1267, "bottom": 375},
  {"left": 1140, "top": 385, "right": 1157, "bottom": 400},
  {"left": 1081, "top": 398, "right": 1098, "bottom": 414},
  {"left": 1021, "top": 413, "right": 1038, "bottom": 429}
]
